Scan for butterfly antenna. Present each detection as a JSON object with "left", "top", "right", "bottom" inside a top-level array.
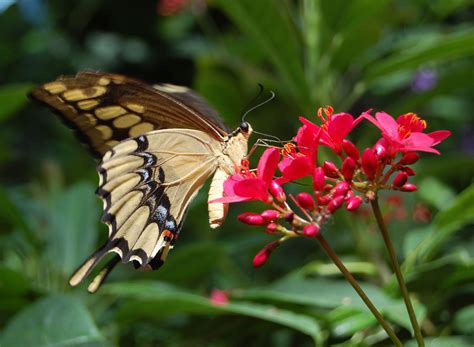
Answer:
[
  {"left": 241, "top": 90, "right": 276, "bottom": 123},
  {"left": 240, "top": 84, "right": 264, "bottom": 122}
]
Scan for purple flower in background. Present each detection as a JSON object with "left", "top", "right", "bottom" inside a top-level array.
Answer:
[{"left": 411, "top": 69, "right": 438, "bottom": 93}]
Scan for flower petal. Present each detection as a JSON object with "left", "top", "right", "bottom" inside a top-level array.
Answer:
[
  {"left": 428, "top": 130, "right": 451, "bottom": 145},
  {"left": 277, "top": 156, "right": 312, "bottom": 183},
  {"left": 374, "top": 112, "right": 399, "bottom": 139},
  {"left": 257, "top": 147, "right": 280, "bottom": 184},
  {"left": 233, "top": 178, "right": 269, "bottom": 201}
]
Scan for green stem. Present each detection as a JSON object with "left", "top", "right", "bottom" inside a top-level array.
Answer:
[
  {"left": 316, "top": 234, "right": 403, "bottom": 347},
  {"left": 371, "top": 198, "right": 425, "bottom": 347}
]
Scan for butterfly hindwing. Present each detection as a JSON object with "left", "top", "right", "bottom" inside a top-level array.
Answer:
[
  {"left": 29, "top": 71, "right": 229, "bottom": 158},
  {"left": 69, "top": 129, "right": 222, "bottom": 292}
]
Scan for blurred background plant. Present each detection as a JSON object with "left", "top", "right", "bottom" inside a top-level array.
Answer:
[{"left": 0, "top": 0, "right": 473, "bottom": 346}]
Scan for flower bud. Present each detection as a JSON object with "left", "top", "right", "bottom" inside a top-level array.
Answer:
[
  {"left": 269, "top": 181, "right": 286, "bottom": 202},
  {"left": 373, "top": 140, "right": 387, "bottom": 160},
  {"left": 345, "top": 190, "right": 354, "bottom": 201},
  {"left": 253, "top": 241, "right": 280, "bottom": 268},
  {"left": 312, "top": 167, "right": 326, "bottom": 192},
  {"left": 318, "top": 194, "right": 332, "bottom": 205},
  {"left": 400, "top": 183, "right": 417, "bottom": 192},
  {"left": 323, "top": 161, "right": 339, "bottom": 178},
  {"left": 392, "top": 172, "right": 408, "bottom": 188},
  {"left": 346, "top": 196, "right": 363, "bottom": 211},
  {"left": 401, "top": 166, "right": 416, "bottom": 176},
  {"left": 284, "top": 212, "right": 294, "bottom": 223},
  {"left": 361, "top": 148, "right": 378, "bottom": 180},
  {"left": 400, "top": 152, "right": 419, "bottom": 165},
  {"left": 297, "top": 192, "right": 315, "bottom": 210},
  {"left": 261, "top": 209, "right": 280, "bottom": 221},
  {"left": 303, "top": 224, "right": 320, "bottom": 237},
  {"left": 333, "top": 181, "right": 350, "bottom": 198},
  {"left": 238, "top": 212, "right": 266, "bottom": 225},
  {"left": 342, "top": 139, "right": 360, "bottom": 161},
  {"left": 341, "top": 157, "right": 356, "bottom": 181},
  {"left": 327, "top": 195, "right": 345, "bottom": 213},
  {"left": 266, "top": 222, "right": 278, "bottom": 232}
]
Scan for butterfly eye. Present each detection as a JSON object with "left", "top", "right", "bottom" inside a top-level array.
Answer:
[{"left": 240, "top": 122, "right": 250, "bottom": 133}]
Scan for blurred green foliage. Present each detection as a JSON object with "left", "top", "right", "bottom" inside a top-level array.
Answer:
[{"left": 0, "top": 0, "right": 473, "bottom": 346}]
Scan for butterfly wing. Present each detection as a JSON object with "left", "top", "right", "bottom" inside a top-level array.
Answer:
[
  {"left": 30, "top": 71, "right": 229, "bottom": 157},
  {"left": 70, "top": 129, "right": 222, "bottom": 292}
]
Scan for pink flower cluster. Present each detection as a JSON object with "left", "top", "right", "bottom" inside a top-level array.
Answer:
[{"left": 212, "top": 107, "right": 450, "bottom": 267}]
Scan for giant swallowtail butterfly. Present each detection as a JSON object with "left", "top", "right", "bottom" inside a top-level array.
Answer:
[{"left": 30, "top": 71, "right": 251, "bottom": 292}]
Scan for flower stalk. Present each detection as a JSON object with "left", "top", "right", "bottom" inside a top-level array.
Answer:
[
  {"left": 371, "top": 198, "right": 425, "bottom": 347},
  {"left": 316, "top": 233, "right": 403, "bottom": 347}
]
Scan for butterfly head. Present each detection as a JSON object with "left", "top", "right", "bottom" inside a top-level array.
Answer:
[{"left": 239, "top": 121, "right": 253, "bottom": 138}]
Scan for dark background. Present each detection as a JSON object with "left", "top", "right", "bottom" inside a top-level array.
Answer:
[{"left": 0, "top": 0, "right": 473, "bottom": 346}]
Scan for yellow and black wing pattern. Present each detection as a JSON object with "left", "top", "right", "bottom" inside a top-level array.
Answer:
[
  {"left": 69, "top": 129, "right": 222, "bottom": 292},
  {"left": 30, "top": 71, "right": 232, "bottom": 292},
  {"left": 29, "top": 71, "right": 229, "bottom": 158}
]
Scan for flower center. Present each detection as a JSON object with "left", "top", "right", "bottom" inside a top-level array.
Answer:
[
  {"left": 317, "top": 106, "right": 334, "bottom": 132},
  {"left": 396, "top": 112, "right": 427, "bottom": 139}
]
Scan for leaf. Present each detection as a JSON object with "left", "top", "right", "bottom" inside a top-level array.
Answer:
[
  {"left": 406, "top": 336, "right": 472, "bottom": 347},
  {"left": 153, "top": 242, "right": 225, "bottom": 287},
  {"left": 453, "top": 305, "right": 474, "bottom": 335},
  {"left": 104, "top": 281, "right": 322, "bottom": 343},
  {"left": 47, "top": 182, "right": 100, "bottom": 275},
  {"left": 1, "top": 295, "right": 105, "bottom": 347},
  {"left": 365, "top": 29, "right": 474, "bottom": 84},
  {"left": 0, "top": 83, "right": 33, "bottom": 122},
  {"left": 404, "top": 183, "right": 474, "bottom": 268},
  {"left": 232, "top": 275, "right": 426, "bottom": 332},
  {"left": 214, "top": 0, "right": 310, "bottom": 109},
  {"left": 418, "top": 177, "right": 456, "bottom": 210},
  {"left": 0, "top": 185, "right": 36, "bottom": 245}
]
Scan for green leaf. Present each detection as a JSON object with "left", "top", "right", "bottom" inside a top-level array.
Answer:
[
  {"left": 233, "top": 276, "right": 425, "bottom": 332},
  {"left": 153, "top": 242, "right": 225, "bottom": 287},
  {"left": 404, "top": 183, "right": 474, "bottom": 269},
  {"left": 47, "top": 182, "right": 100, "bottom": 275},
  {"left": 214, "top": 0, "right": 310, "bottom": 109},
  {"left": 1, "top": 295, "right": 105, "bottom": 347},
  {"left": 453, "top": 305, "right": 474, "bottom": 335},
  {"left": 365, "top": 29, "right": 474, "bottom": 84},
  {"left": 418, "top": 177, "right": 456, "bottom": 210},
  {"left": 0, "top": 185, "right": 36, "bottom": 245},
  {"left": 105, "top": 281, "right": 322, "bottom": 343},
  {"left": 328, "top": 307, "right": 376, "bottom": 338},
  {"left": 0, "top": 83, "right": 33, "bottom": 122},
  {"left": 406, "top": 336, "right": 472, "bottom": 347}
]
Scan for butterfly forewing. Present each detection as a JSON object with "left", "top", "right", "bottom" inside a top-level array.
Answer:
[{"left": 30, "top": 71, "right": 229, "bottom": 157}]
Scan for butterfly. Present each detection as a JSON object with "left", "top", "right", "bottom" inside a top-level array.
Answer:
[{"left": 30, "top": 71, "right": 252, "bottom": 292}]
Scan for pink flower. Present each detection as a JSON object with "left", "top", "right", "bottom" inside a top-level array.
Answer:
[
  {"left": 210, "top": 289, "right": 229, "bottom": 306},
  {"left": 301, "top": 106, "right": 363, "bottom": 154},
  {"left": 363, "top": 111, "right": 451, "bottom": 155},
  {"left": 277, "top": 121, "right": 321, "bottom": 183},
  {"left": 212, "top": 148, "right": 280, "bottom": 204}
]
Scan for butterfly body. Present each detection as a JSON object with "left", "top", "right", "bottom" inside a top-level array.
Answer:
[{"left": 30, "top": 72, "right": 250, "bottom": 292}]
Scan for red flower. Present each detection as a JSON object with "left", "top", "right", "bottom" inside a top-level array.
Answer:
[
  {"left": 363, "top": 111, "right": 451, "bottom": 155},
  {"left": 277, "top": 121, "right": 321, "bottom": 183},
  {"left": 212, "top": 148, "right": 280, "bottom": 204},
  {"left": 301, "top": 106, "right": 363, "bottom": 154}
]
